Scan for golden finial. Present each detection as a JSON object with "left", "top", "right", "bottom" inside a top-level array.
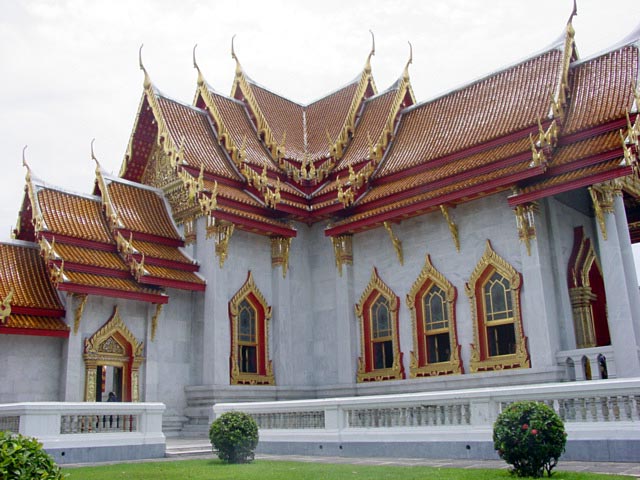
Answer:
[
  {"left": 193, "top": 44, "right": 205, "bottom": 87},
  {"left": 22, "top": 145, "right": 30, "bottom": 172},
  {"left": 403, "top": 41, "right": 413, "bottom": 80},
  {"left": 231, "top": 34, "right": 237, "bottom": 61},
  {"left": 139, "top": 44, "right": 152, "bottom": 90},
  {"left": 90, "top": 138, "right": 99, "bottom": 164},
  {"left": 365, "top": 30, "right": 375, "bottom": 73}
]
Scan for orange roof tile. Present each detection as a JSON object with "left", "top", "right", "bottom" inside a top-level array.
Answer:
[
  {"left": 553, "top": 131, "right": 621, "bottom": 167},
  {"left": 563, "top": 44, "right": 639, "bottom": 135},
  {"left": 107, "top": 180, "right": 182, "bottom": 241},
  {"left": 131, "top": 240, "right": 195, "bottom": 265},
  {"left": 156, "top": 95, "right": 242, "bottom": 181},
  {"left": 63, "top": 270, "right": 164, "bottom": 296},
  {"left": 2, "top": 314, "right": 69, "bottom": 332},
  {"left": 306, "top": 81, "right": 359, "bottom": 160},
  {"left": 37, "top": 188, "right": 113, "bottom": 244},
  {"left": 208, "top": 90, "right": 280, "bottom": 172},
  {"left": 336, "top": 89, "right": 397, "bottom": 171},
  {"left": 0, "top": 241, "right": 62, "bottom": 310},
  {"left": 53, "top": 243, "right": 129, "bottom": 271},
  {"left": 378, "top": 49, "right": 564, "bottom": 177},
  {"left": 143, "top": 265, "right": 205, "bottom": 285},
  {"left": 249, "top": 82, "right": 306, "bottom": 161}
]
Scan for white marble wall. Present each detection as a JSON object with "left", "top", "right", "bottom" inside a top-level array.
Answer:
[{"left": 0, "top": 335, "right": 64, "bottom": 402}]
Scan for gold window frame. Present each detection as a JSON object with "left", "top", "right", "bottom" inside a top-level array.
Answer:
[
  {"left": 229, "top": 271, "right": 274, "bottom": 385},
  {"left": 83, "top": 306, "right": 145, "bottom": 402},
  {"left": 465, "top": 241, "right": 530, "bottom": 372},
  {"left": 355, "top": 268, "right": 404, "bottom": 382},
  {"left": 406, "top": 254, "right": 462, "bottom": 377}
]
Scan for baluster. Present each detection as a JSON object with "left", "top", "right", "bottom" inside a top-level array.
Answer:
[{"left": 612, "top": 396, "right": 620, "bottom": 421}]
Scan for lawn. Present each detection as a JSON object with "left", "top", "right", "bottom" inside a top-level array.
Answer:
[{"left": 63, "top": 459, "right": 633, "bottom": 480}]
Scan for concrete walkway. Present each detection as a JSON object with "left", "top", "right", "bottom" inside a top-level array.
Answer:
[{"left": 162, "top": 438, "right": 640, "bottom": 478}]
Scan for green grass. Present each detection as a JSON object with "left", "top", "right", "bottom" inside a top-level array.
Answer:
[{"left": 63, "top": 459, "right": 633, "bottom": 480}]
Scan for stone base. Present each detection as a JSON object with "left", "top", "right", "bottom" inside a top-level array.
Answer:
[{"left": 47, "top": 443, "right": 165, "bottom": 464}]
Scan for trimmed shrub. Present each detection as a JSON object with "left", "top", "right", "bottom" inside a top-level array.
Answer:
[
  {"left": 493, "top": 401, "right": 567, "bottom": 477},
  {"left": 209, "top": 411, "right": 259, "bottom": 463},
  {"left": 0, "top": 430, "right": 65, "bottom": 479}
]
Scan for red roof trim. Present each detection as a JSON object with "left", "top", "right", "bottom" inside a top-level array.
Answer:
[
  {"left": 138, "top": 276, "right": 206, "bottom": 291},
  {"left": 0, "top": 327, "right": 69, "bottom": 338},
  {"left": 211, "top": 211, "right": 297, "bottom": 237},
  {"left": 117, "top": 229, "right": 183, "bottom": 248},
  {"left": 56, "top": 283, "right": 168, "bottom": 304},
  {"left": 50, "top": 259, "right": 130, "bottom": 279},
  {"left": 10, "top": 306, "right": 66, "bottom": 317},
  {"left": 135, "top": 255, "right": 198, "bottom": 272},
  {"left": 40, "top": 232, "right": 114, "bottom": 251},
  {"left": 508, "top": 165, "right": 632, "bottom": 207},
  {"left": 326, "top": 165, "right": 546, "bottom": 236}
]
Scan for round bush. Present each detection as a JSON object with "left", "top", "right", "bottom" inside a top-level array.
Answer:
[
  {"left": 0, "top": 430, "right": 65, "bottom": 480},
  {"left": 209, "top": 411, "right": 258, "bottom": 463},
  {"left": 493, "top": 401, "right": 567, "bottom": 478}
]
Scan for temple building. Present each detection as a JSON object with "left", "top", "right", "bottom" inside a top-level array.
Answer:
[{"left": 2, "top": 11, "right": 640, "bottom": 437}]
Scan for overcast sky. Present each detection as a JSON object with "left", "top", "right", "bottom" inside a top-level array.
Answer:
[{"left": 1, "top": 0, "right": 640, "bottom": 276}]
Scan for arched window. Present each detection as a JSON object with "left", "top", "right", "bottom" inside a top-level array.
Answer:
[
  {"left": 466, "top": 241, "right": 529, "bottom": 372},
  {"left": 229, "top": 272, "right": 274, "bottom": 385},
  {"left": 356, "top": 268, "right": 404, "bottom": 382},
  {"left": 567, "top": 227, "right": 610, "bottom": 349},
  {"left": 406, "top": 255, "right": 462, "bottom": 377}
]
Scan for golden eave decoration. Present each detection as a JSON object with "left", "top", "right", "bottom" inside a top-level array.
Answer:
[
  {"left": 331, "top": 234, "right": 353, "bottom": 276},
  {"left": 514, "top": 202, "right": 537, "bottom": 256},
  {"left": 229, "top": 271, "right": 275, "bottom": 385},
  {"left": 271, "top": 236, "right": 291, "bottom": 278},
  {"left": 588, "top": 180, "right": 621, "bottom": 241},
  {"left": 0, "top": 289, "right": 13, "bottom": 325},
  {"left": 406, "top": 255, "right": 462, "bottom": 377},
  {"left": 464, "top": 241, "right": 530, "bottom": 373},
  {"left": 620, "top": 108, "right": 640, "bottom": 177},
  {"left": 549, "top": 4, "right": 578, "bottom": 124},
  {"left": 72, "top": 293, "right": 88, "bottom": 335},
  {"left": 355, "top": 267, "right": 404, "bottom": 382},
  {"left": 383, "top": 221, "right": 403, "bottom": 265},
  {"left": 206, "top": 217, "right": 234, "bottom": 268},
  {"left": 22, "top": 155, "right": 48, "bottom": 235},
  {"left": 439, "top": 205, "right": 460, "bottom": 252}
]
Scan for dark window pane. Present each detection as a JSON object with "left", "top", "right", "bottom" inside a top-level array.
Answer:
[
  {"left": 373, "top": 340, "right": 394, "bottom": 369},
  {"left": 424, "top": 286, "right": 448, "bottom": 331},
  {"left": 238, "top": 299, "right": 256, "bottom": 343},
  {"left": 239, "top": 345, "right": 257, "bottom": 373},
  {"left": 372, "top": 296, "right": 391, "bottom": 339},
  {"left": 487, "top": 324, "right": 516, "bottom": 356},
  {"left": 426, "top": 333, "right": 451, "bottom": 363}
]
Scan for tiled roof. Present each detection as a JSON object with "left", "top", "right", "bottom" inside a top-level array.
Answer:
[
  {"left": 53, "top": 243, "right": 129, "bottom": 271},
  {"left": 306, "top": 81, "right": 360, "bottom": 160},
  {"left": 336, "top": 89, "right": 397, "bottom": 171},
  {"left": 63, "top": 270, "right": 165, "bottom": 296},
  {"left": 157, "top": 95, "right": 242, "bottom": 181},
  {"left": 208, "top": 90, "right": 280, "bottom": 172},
  {"left": 0, "top": 241, "right": 62, "bottom": 310},
  {"left": 2, "top": 314, "right": 69, "bottom": 333},
  {"left": 377, "top": 49, "right": 564, "bottom": 177},
  {"left": 131, "top": 240, "right": 195, "bottom": 265},
  {"left": 552, "top": 131, "right": 621, "bottom": 167},
  {"left": 249, "top": 82, "right": 306, "bottom": 161},
  {"left": 37, "top": 188, "right": 113, "bottom": 244},
  {"left": 143, "top": 265, "right": 205, "bottom": 285},
  {"left": 563, "top": 44, "right": 639, "bottom": 135},
  {"left": 107, "top": 180, "right": 182, "bottom": 241}
]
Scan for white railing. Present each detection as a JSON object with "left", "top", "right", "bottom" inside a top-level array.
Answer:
[
  {"left": 213, "top": 378, "right": 640, "bottom": 445},
  {"left": 0, "top": 402, "right": 165, "bottom": 456}
]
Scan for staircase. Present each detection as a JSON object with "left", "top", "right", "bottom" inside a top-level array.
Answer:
[{"left": 165, "top": 438, "right": 213, "bottom": 458}]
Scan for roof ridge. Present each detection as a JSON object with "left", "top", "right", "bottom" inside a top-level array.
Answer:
[
  {"left": 572, "top": 24, "right": 640, "bottom": 67},
  {"left": 0, "top": 238, "right": 39, "bottom": 249},
  {"left": 156, "top": 91, "right": 211, "bottom": 116}
]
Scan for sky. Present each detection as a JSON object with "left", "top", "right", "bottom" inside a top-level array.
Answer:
[{"left": 1, "top": 0, "right": 640, "bottom": 276}]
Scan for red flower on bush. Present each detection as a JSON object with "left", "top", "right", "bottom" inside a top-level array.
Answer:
[
  {"left": 531, "top": 429, "right": 538, "bottom": 435},
  {"left": 522, "top": 423, "right": 529, "bottom": 430}
]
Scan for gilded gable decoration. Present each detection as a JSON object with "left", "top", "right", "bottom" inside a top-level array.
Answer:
[
  {"left": 271, "top": 237, "right": 291, "bottom": 278},
  {"left": 514, "top": 203, "right": 537, "bottom": 256},
  {"left": 72, "top": 293, "right": 88, "bottom": 334},
  {"left": 355, "top": 268, "right": 404, "bottom": 382},
  {"left": 332, "top": 234, "right": 353, "bottom": 276},
  {"left": 406, "top": 255, "right": 462, "bottom": 377},
  {"left": 383, "top": 221, "right": 403, "bottom": 265},
  {"left": 83, "top": 306, "right": 145, "bottom": 402},
  {"left": 229, "top": 271, "right": 274, "bottom": 385},
  {"left": 465, "top": 241, "right": 529, "bottom": 373}
]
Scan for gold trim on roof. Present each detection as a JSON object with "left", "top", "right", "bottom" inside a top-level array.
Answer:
[
  {"left": 151, "top": 303, "right": 163, "bottom": 342},
  {"left": 23, "top": 154, "right": 47, "bottom": 235},
  {"left": 406, "top": 255, "right": 462, "bottom": 377},
  {"left": 0, "top": 289, "right": 13, "bottom": 325},
  {"left": 589, "top": 181, "right": 622, "bottom": 241},
  {"left": 206, "top": 217, "right": 234, "bottom": 268},
  {"left": 621, "top": 109, "right": 640, "bottom": 177},
  {"left": 94, "top": 163, "right": 124, "bottom": 231}
]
